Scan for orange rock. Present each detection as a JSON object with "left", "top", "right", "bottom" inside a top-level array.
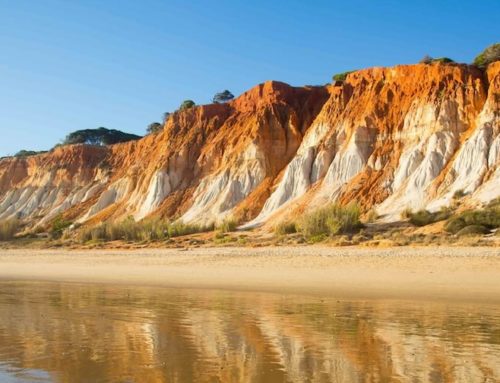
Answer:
[{"left": 0, "top": 63, "right": 498, "bottom": 229}]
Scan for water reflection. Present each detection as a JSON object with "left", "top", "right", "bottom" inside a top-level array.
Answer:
[{"left": 0, "top": 281, "right": 499, "bottom": 382}]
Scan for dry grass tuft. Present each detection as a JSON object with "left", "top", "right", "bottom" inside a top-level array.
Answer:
[
  {"left": 297, "top": 203, "right": 362, "bottom": 238},
  {"left": 0, "top": 219, "right": 21, "bottom": 241},
  {"left": 78, "top": 218, "right": 212, "bottom": 243}
]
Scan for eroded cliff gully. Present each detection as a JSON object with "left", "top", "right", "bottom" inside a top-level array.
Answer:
[{"left": 1, "top": 62, "right": 499, "bottom": 229}]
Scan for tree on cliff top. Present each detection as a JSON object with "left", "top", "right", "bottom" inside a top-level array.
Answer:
[
  {"left": 62, "top": 127, "right": 141, "bottom": 146},
  {"left": 212, "top": 90, "right": 234, "bottom": 104},
  {"left": 419, "top": 55, "right": 433, "bottom": 64},
  {"left": 419, "top": 55, "right": 454, "bottom": 64},
  {"left": 163, "top": 112, "right": 171, "bottom": 123},
  {"left": 146, "top": 122, "right": 163, "bottom": 135},
  {"left": 332, "top": 71, "right": 355, "bottom": 82},
  {"left": 14, "top": 150, "right": 47, "bottom": 157},
  {"left": 179, "top": 100, "right": 195, "bottom": 111},
  {"left": 474, "top": 43, "right": 500, "bottom": 69}
]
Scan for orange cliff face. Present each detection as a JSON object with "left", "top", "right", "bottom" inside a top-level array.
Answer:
[
  {"left": 250, "top": 62, "right": 499, "bottom": 225},
  {"left": 0, "top": 81, "right": 328, "bottom": 226},
  {"left": 0, "top": 63, "right": 499, "bottom": 228}
]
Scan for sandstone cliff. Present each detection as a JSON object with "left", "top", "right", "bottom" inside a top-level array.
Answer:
[{"left": 0, "top": 62, "right": 499, "bottom": 229}]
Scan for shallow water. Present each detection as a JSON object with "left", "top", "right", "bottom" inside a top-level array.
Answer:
[{"left": 0, "top": 282, "right": 499, "bottom": 383}]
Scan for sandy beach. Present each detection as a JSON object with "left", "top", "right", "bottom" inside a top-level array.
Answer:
[{"left": 0, "top": 246, "right": 499, "bottom": 303}]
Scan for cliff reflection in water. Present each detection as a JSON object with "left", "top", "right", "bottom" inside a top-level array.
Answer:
[{"left": 0, "top": 282, "right": 499, "bottom": 383}]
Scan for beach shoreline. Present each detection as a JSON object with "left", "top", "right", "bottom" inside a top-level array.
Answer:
[{"left": 0, "top": 246, "right": 499, "bottom": 303}]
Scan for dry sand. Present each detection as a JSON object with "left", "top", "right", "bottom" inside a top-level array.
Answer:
[{"left": 0, "top": 246, "right": 499, "bottom": 303}]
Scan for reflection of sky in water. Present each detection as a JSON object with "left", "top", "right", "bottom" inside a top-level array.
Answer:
[
  {"left": 0, "top": 281, "right": 499, "bottom": 383},
  {"left": 0, "top": 365, "right": 51, "bottom": 383}
]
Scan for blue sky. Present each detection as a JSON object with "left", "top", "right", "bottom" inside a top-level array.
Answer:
[{"left": 0, "top": 0, "right": 498, "bottom": 156}]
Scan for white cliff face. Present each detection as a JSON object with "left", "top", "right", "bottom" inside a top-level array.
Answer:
[
  {"left": 0, "top": 172, "right": 104, "bottom": 222},
  {"left": 334, "top": 98, "right": 471, "bottom": 219},
  {"left": 134, "top": 170, "right": 172, "bottom": 220},
  {"left": 182, "top": 164, "right": 265, "bottom": 224},
  {"left": 36, "top": 183, "right": 104, "bottom": 226},
  {"left": 0, "top": 63, "right": 498, "bottom": 228},
  {"left": 250, "top": 119, "right": 374, "bottom": 224},
  {"left": 466, "top": 102, "right": 500, "bottom": 205},
  {"left": 376, "top": 101, "right": 498, "bottom": 219},
  {"left": 80, "top": 178, "right": 130, "bottom": 221},
  {"left": 321, "top": 126, "right": 372, "bottom": 195},
  {"left": 378, "top": 130, "right": 458, "bottom": 217},
  {"left": 181, "top": 143, "right": 266, "bottom": 224},
  {"left": 248, "top": 60, "right": 499, "bottom": 225},
  {"left": 249, "top": 122, "right": 336, "bottom": 225},
  {"left": 426, "top": 125, "right": 492, "bottom": 211},
  {"left": 251, "top": 147, "right": 315, "bottom": 224},
  {"left": 369, "top": 99, "right": 494, "bottom": 219},
  {"left": 473, "top": 167, "right": 500, "bottom": 203}
]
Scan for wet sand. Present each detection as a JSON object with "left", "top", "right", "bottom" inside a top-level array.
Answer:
[{"left": 0, "top": 246, "right": 499, "bottom": 302}]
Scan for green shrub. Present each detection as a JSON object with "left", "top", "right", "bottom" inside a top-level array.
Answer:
[
  {"left": 76, "top": 223, "right": 101, "bottom": 242},
  {"left": 408, "top": 210, "right": 435, "bottom": 226},
  {"left": 432, "top": 57, "right": 454, "bottom": 64},
  {"left": 214, "top": 231, "right": 226, "bottom": 240},
  {"left": 473, "top": 43, "right": 500, "bottom": 69},
  {"left": 445, "top": 217, "right": 465, "bottom": 234},
  {"left": 82, "top": 224, "right": 107, "bottom": 242},
  {"left": 179, "top": 100, "right": 196, "bottom": 111},
  {"left": 213, "top": 233, "right": 237, "bottom": 245},
  {"left": 487, "top": 197, "right": 500, "bottom": 209},
  {"left": 62, "top": 127, "right": 141, "bottom": 146},
  {"left": 51, "top": 215, "right": 72, "bottom": 239},
  {"left": 445, "top": 207, "right": 500, "bottom": 234},
  {"left": 237, "top": 236, "right": 248, "bottom": 245},
  {"left": 213, "top": 90, "right": 235, "bottom": 104},
  {"left": 217, "top": 218, "right": 237, "bottom": 233},
  {"left": 435, "top": 206, "right": 454, "bottom": 220},
  {"left": 0, "top": 219, "right": 21, "bottom": 241},
  {"left": 167, "top": 221, "right": 207, "bottom": 237},
  {"left": 332, "top": 71, "right": 355, "bottom": 82},
  {"left": 452, "top": 189, "right": 466, "bottom": 200},
  {"left": 407, "top": 208, "right": 452, "bottom": 227},
  {"left": 298, "top": 203, "right": 362, "bottom": 238},
  {"left": 456, "top": 225, "right": 489, "bottom": 237},
  {"left": 274, "top": 221, "right": 297, "bottom": 235},
  {"left": 146, "top": 122, "right": 163, "bottom": 135},
  {"left": 419, "top": 55, "right": 454, "bottom": 65},
  {"left": 14, "top": 150, "right": 47, "bottom": 158},
  {"left": 306, "top": 233, "right": 328, "bottom": 244}
]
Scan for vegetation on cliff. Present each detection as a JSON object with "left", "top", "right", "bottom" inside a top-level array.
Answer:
[
  {"left": 419, "top": 55, "right": 454, "bottom": 64},
  {"left": 474, "top": 43, "right": 500, "bottom": 68},
  {"left": 14, "top": 150, "right": 48, "bottom": 157},
  {"left": 146, "top": 122, "right": 163, "bottom": 134},
  {"left": 212, "top": 90, "right": 234, "bottom": 104},
  {"left": 62, "top": 127, "right": 141, "bottom": 146},
  {"left": 332, "top": 71, "right": 355, "bottom": 82},
  {"left": 179, "top": 100, "right": 196, "bottom": 111},
  {"left": 0, "top": 44, "right": 499, "bottom": 250}
]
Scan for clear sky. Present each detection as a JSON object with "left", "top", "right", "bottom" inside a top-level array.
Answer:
[{"left": 0, "top": 0, "right": 498, "bottom": 156}]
